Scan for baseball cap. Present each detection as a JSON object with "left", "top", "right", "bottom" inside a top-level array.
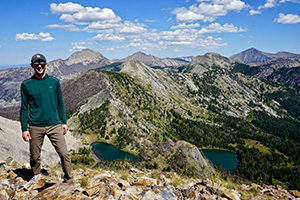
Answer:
[{"left": 31, "top": 53, "right": 46, "bottom": 64}]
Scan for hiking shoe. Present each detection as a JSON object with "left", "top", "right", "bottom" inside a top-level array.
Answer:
[{"left": 63, "top": 177, "right": 73, "bottom": 183}]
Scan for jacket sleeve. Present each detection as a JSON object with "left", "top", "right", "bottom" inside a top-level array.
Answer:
[
  {"left": 57, "top": 81, "right": 67, "bottom": 124},
  {"left": 20, "top": 83, "right": 29, "bottom": 132}
]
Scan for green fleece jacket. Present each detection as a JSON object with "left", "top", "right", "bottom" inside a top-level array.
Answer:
[{"left": 20, "top": 74, "right": 67, "bottom": 132}]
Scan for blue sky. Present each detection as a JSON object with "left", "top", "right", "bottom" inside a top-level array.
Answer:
[{"left": 0, "top": 0, "right": 300, "bottom": 65}]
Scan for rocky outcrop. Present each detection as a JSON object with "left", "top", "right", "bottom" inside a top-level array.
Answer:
[
  {"left": 0, "top": 157, "right": 299, "bottom": 200},
  {"left": 0, "top": 116, "right": 81, "bottom": 166},
  {"left": 174, "top": 141, "right": 215, "bottom": 175}
]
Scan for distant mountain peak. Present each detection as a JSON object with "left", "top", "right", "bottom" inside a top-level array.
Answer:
[
  {"left": 190, "top": 52, "right": 232, "bottom": 73},
  {"left": 203, "top": 52, "right": 223, "bottom": 57},
  {"left": 230, "top": 48, "right": 300, "bottom": 65},
  {"left": 65, "top": 48, "right": 107, "bottom": 66},
  {"left": 124, "top": 52, "right": 156, "bottom": 61},
  {"left": 122, "top": 52, "right": 186, "bottom": 67},
  {"left": 192, "top": 52, "right": 231, "bottom": 64}
]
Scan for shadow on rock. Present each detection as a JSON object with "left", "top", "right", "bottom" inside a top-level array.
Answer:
[{"left": 13, "top": 168, "right": 49, "bottom": 181}]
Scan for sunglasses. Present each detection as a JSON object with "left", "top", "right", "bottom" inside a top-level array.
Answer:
[{"left": 32, "top": 62, "right": 46, "bottom": 67}]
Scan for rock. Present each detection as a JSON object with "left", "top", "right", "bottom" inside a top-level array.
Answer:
[
  {"left": 117, "top": 180, "right": 129, "bottom": 191},
  {"left": 290, "top": 190, "right": 300, "bottom": 198},
  {"left": 0, "top": 189, "right": 9, "bottom": 200},
  {"left": 23, "top": 174, "right": 46, "bottom": 191},
  {"left": 201, "top": 179, "right": 213, "bottom": 186},
  {"left": 223, "top": 191, "right": 240, "bottom": 200},
  {"left": 7, "top": 171, "right": 18, "bottom": 179},
  {"left": 141, "top": 190, "right": 158, "bottom": 200},
  {"left": 129, "top": 168, "right": 144, "bottom": 177},
  {"left": 5, "top": 157, "right": 17, "bottom": 168},
  {"left": 158, "top": 174, "right": 169, "bottom": 186},
  {"left": 181, "top": 188, "right": 196, "bottom": 198},
  {"left": 174, "top": 141, "right": 215, "bottom": 177},
  {"left": 133, "top": 177, "right": 157, "bottom": 187},
  {"left": 0, "top": 156, "right": 299, "bottom": 200},
  {"left": 157, "top": 186, "right": 177, "bottom": 200},
  {"left": 92, "top": 171, "right": 112, "bottom": 180}
]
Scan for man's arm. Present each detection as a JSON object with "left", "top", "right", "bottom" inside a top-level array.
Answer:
[
  {"left": 20, "top": 83, "right": 31, "bottom": 141},
  {"left": 56, "top": 81, "right": 68, "bottom": 134}
]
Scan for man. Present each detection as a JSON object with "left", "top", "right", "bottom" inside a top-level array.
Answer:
[{"left": 20, "top": 53, "right": 71, "bottom": 181}]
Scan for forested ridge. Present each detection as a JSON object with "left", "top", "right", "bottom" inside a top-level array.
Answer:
[{"left": 68, "top": 66, "right": 300, "bottom": 190}]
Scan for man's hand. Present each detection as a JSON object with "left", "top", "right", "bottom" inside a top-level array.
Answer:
[
  {"left": 22, "top": 131, "right": 31, "bottom": 142},
  {"left": 62, "top": 124, "right": 68, "bottom": 135}
]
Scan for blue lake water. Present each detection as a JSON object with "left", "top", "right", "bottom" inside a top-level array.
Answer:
[
  {"left": 201, "top": 149, "right": 239, "bottom": 172},
  {"left": 91, "top": 142, "right": 139, "bottom": 161}
]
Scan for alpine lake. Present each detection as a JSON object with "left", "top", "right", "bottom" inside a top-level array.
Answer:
[
  {"left": 91, "top": 142, "right": 239, "bottom": 172},
  {"left": 201, "top": 149, "right": 239, "bottom": 173},
  {"left": 91, "top": 142, "right": 139, "bottom": 161}
]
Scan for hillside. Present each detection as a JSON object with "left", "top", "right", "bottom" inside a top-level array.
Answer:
[
  {"left": 61, "top": 54, "right": 300, "bottom": 189},
  {"left": 233, "top": 56, "right": 300, "bottom": 88}
]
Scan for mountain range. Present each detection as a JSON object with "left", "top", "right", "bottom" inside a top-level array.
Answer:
[
  {"left": 1, "top": 47, "right": 299, "bottom": 110},
  {"left": 0, "top": 48, "right": 300, "bottom": 190},
  {"left": 230, "top": 47, "right": 300, "bottom": 65}
]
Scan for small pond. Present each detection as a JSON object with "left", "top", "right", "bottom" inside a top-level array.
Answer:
[
  {"left": 201, "top": 149, "right": 239, "bottom": 173},
  {"left": 91, "top": 142, "right": 139, "bottom": 161}
]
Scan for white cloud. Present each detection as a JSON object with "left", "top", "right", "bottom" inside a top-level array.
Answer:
[
  {"left": 50, "top": 2, "right": 84, "bottom": 14},
  {"left": 126, "top": 39, "right": 159, "bottom": 50},
  {"left": 274, "top": 13, "right": 300, "bottom": 24},
  {"left": 158, "top": 36, "right": 227, "bottom": 49},
  {"left": 199, "top": 23, "right": 247, "bottom": 34},
  {"left": 58, "top": 7, "right": 121, "bottom": 25},
  {"left": 258, "top": 0, "right": 300, "bottom": 10},
  {"left": 173, "top": 0, "right": 248, "bottom": 22},
  {"left": 280, "top": 0, "right": 300, "bottom": 3},
  {"left": 16, "top": 32, "right": 55, "bottom": 42},
  {"left": 47, "top": 2, "right": 243, "bottom": 53},
  {"left": 83, "top": 22, "right": 121, "bottom": 32},
  {"left": 258, "top": 0, "right": 277, "bottom": 9},
  {"left": 49, "top": 2, "right": 146, "bottom": 36},
  {"left": 249, "top": 9, "right": 262, "bottom": 15},
  {"left": 118, "top": 21, "right": 147, "bottom": 35},
  {"left": 70, "top": 42, "right": 87, "bottom": 51},
  {"left": 143, "top": 28, "right": 227, "bottom": 48},
  {"left": 101, "top": 28, "right": 228, "bottom": 52},
  {"left": 93, "top": 34, "right": 125, "bottom": 42},
  {"left": 47, "top": 24, "right": 80, "bottom": 31},
  {"left": 171, "top": 23, "right": 201, "bottom": 29},
  {"left": 83, "top": 20, "right": 147, "bottom": 36},
  {"left": 116, "top": 35, "right": 227, "bottom": 52},
  {"left": 144, "top": 19, "right": 157, "bottom": 23}
]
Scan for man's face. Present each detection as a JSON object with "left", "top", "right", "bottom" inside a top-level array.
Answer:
[{"left": 31, "top": 61, "right": 47, "bottom": 75}]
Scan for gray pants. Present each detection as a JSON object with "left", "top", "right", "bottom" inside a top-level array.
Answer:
[{"left": 29, "top": 124, "right": 71, "bottom": 179}]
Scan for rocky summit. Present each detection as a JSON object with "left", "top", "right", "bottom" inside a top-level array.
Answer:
[{"left": 1, "top": 157, "right": 299, "bottom": 200}]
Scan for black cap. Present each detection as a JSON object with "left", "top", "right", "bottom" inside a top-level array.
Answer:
[{"left": 31, "top": 53, "right": 46, "bottom": 64}]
